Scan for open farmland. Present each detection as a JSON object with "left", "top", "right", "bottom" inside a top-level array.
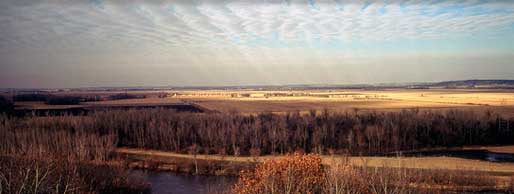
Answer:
[
  {"left": 175, "top": 89, "right": 514, "bottom": 114},
  {"left": 8, "top": 88, "right": 514, "bottom": 116}
]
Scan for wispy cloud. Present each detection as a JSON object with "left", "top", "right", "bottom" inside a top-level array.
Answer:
[
  {"left": 0, "top": 0, "right": 513, "bottom": 88},
  {"left": 1, "top": 0, "right": 513, "bottom": 50}
]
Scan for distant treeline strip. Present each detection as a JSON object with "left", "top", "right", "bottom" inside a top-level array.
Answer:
[
  {"left": 6, "top": 92, "right": 148, "bottom": 105},
  {"left": 1, "top": 109, "right": 513, "bottom": 158}
]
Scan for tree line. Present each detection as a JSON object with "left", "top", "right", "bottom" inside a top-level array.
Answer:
[
  {"left": 2, "top": 92, "right": 148, "bottom": 106},
  {"left": 1, "top": 109, "right": 513, "bottom": 157}
]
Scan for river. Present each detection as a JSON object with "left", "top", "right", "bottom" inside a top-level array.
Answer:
[
  {"left": 130, "top": 170, "right": 236, "bottom": 194},
  {"left": 397, "top": 149, "right": 514, "bottom": 163}
]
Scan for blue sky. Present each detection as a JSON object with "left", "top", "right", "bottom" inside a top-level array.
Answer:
[{"left": 0, "top": 0, "right": 513, "bottom": 88}]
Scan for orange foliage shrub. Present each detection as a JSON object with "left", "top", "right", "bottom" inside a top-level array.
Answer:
[
  {"left": 510, "top": 176, "right": 514, "bottom": 193},
  {"left": 232, "top": 153, "right": 325, "bottom": 194}
]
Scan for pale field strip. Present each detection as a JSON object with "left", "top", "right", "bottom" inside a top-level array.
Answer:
[
  {"left": 116, "top": 147, "right": 514, "bottom": 174},
  {"left": 170, "top": 89, "right": 514, "bottom": 106},
  {"left": 14, "top": 89, "right": 514, "bottom": 115},
  {"left": 188, "top": 99, "right": 510, "bottom": 115},
  {"left": 174, "top": 89, "right": 514, "bottom": 114}
]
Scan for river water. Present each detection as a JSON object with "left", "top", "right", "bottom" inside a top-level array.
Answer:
[
  {"left": 130, "top": 170, "right": 236, "bottom": 194},
  {"left": 397, "top": 149, "right": 514, "bottom": 163}
]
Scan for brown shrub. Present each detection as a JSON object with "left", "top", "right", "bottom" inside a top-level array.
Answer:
[
  {"left": 232, "top": 153, "right": 325, "bottom": 194},
  {"left": 508, "top": 175, "right": 514, "bottom": 193},
  {"left": 233, "top": 154, "right": 505, "bottom": 194},
  {"left": 0, "top": 156, "right": 150, "bottom": 194},
  {"left": 323, "top": 161, "right": 366, "bottom": 194}
]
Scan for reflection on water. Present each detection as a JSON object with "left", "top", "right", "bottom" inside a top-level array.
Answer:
[
  {"left": 130, "top": 170, "right": 236, "bottom": 194},
  {"left": 484, "top": 152, "right": 514, "bottom": 162}
]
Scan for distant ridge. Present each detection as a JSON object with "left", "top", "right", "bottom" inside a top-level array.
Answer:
[
  {"left": 426, "top": 80, "right": 514, "bottom": 88},
  {"left": 2, "top": 80, "right": 514, "bottom": 92}
]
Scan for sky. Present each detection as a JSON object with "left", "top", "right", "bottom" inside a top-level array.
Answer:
[{"left": 1, "top": 0, "right": 513, "bottom": 88}]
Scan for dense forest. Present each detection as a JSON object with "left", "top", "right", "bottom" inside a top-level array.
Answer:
[{"left": 1, "top": 109, "right": 512, "bottom": 158}]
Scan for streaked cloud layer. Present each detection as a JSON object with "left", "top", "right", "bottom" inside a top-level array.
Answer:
[{"left": 1, "top": 0, "right": 513, "bottom": 88}]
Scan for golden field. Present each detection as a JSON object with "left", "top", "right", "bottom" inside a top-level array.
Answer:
[
  {"left": 176, "top": 89, "right": 514, "bottom": 114},
  {"left": 18, "top": 88, "right": 511, "bottom": 115}
]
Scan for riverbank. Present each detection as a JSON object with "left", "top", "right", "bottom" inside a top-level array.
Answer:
[
  {"left": 117, "top": 147, "right": 514, "bottom": 175},
  {"left": 117, "top": 148, "right": 514, "bottom": 193}
]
